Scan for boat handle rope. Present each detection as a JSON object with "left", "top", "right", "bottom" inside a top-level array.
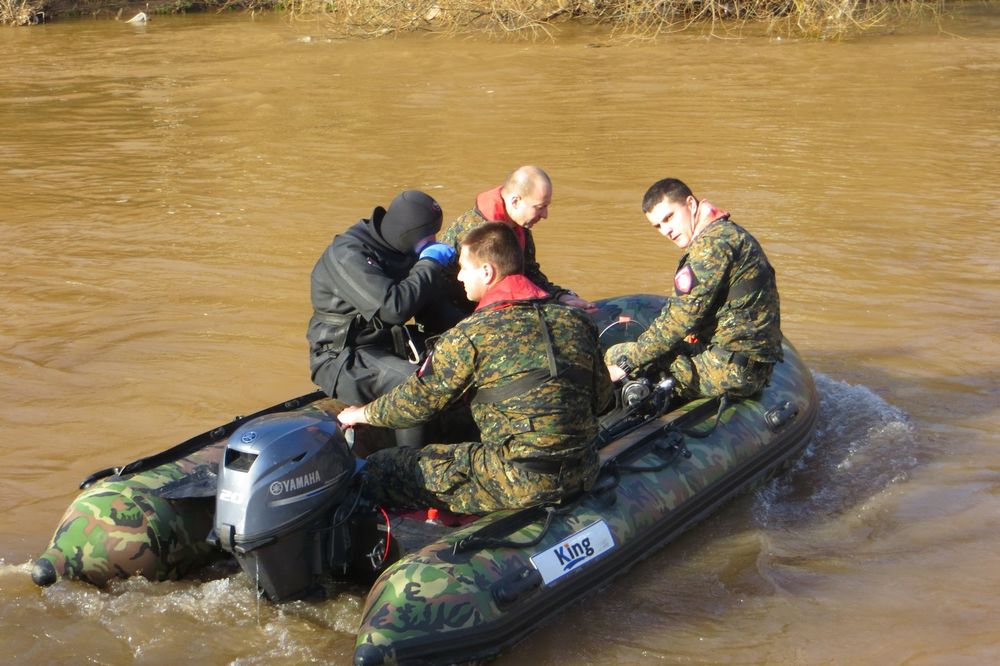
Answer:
[
  {"left": 452, "top": 505, "right": 562, "bottom": 555},
  {"left": 457, "top": 381, "right": 771, "bottom": 556},
  {"left": 449, "top": 393, "right": 736, "bottom": 555},
  {"left": 680, "top": 393, "right": 733, "bottom": 439},
  {"left": 450, "top": 433, "right": 691, "bottom": 556},
  {"left": 449, "top": 415, "right": 681, "bottom": 555},
  {"left": 450, "top": 428, "right": 690, "bottom": 555},
  {"left": 78, "top": 390, "right": 326, "bottom": 489},
  {"left": 615, "top": 430, "right": 691, "bottom": 474}
]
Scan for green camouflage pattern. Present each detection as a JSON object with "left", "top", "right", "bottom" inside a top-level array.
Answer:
[
  {"left": 34, "top": 294, "right": 817, "bottom": 666},
  {"left": 439, "top": 207, "right": 563, "bottom": 305},
  {"left": 363, "top": 298, "right": 614, "bottom": 514},
  {"left": 607, "top": 218, "right": 783, "bottom": 397},
  {"left": 35, "top": 449, "right": 224, "bottom": 586},
  {"left": 353, "top": 324, "right": 817, "bottom": 664},
  {"left": 32, "top": 295, "right": 663, "bottom": 587},
  {"left": 34, "top": 396, "right": 344, "bottom": 586},
  {"left": 666, "top": 342, "right": 775, "bottom": 399}
]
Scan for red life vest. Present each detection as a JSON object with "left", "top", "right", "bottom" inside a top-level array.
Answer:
[
  {"left": 475, "top": 186, "right": 527, "bottom": 251},
  {"left": 475, "top": 274, "right": 549, "bottom": 312}
]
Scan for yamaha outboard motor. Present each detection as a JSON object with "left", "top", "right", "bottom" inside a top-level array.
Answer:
[{"left": 210, "top": 410, "right": 357, "bottom": 602}]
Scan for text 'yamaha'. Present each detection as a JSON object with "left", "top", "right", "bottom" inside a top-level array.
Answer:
[{"left": 269, "top": 470, "right": 322, "bottom": 496}]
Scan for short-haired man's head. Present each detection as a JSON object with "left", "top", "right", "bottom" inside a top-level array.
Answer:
[
  {"left": 502, "top": 165, "right": 551, "bottom": 198},
  {"left": 642, "top": 178, "right": 694, "bottom": 213},
  {"left": 461, "top": 222, "right": 524, "bottom": 279},
  {"left": 500, "top": 165, "right": 552, "bottom": 229}
]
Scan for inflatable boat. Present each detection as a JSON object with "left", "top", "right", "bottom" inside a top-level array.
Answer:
[{"left": 32, "top": 294, "right": 818, "bottom": 666}]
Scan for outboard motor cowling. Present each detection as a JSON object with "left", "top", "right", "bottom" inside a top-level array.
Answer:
[{"left": 211, "top": 410, "right": 356, "bottom": 602}]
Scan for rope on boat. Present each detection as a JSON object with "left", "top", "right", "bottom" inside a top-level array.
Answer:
[
  {"left": 449, "top": 393, "right": 733, "bottom": 555},
  {"left": 679, "top": 393, "right": 732, "bottom": 439},
  {"left": 452, "top": 506, "right": 562, "bottom": 555},
  {"left": 78, "top": 390, "right": 327, "bottom": 489}
]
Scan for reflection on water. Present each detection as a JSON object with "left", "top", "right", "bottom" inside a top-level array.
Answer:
[{"left": 2, "top": 7, "right": 999, "bottom": 665}]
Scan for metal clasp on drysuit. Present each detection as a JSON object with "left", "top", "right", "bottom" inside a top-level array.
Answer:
[{"left": 401, "top": 326, "right": 421, "bottom": 364}]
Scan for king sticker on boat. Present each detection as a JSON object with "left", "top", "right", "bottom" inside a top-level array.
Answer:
[{"left": 530, "top": 520, "right": 616, "bottom": 585}]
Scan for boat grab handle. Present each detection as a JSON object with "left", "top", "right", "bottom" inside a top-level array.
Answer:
[{"left": 765, "top": 401, "right": 799, "bottom": 431}]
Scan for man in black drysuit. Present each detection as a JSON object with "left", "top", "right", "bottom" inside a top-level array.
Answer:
[{"left": 307, "top": 190, "right": 459, "bottom": 446}]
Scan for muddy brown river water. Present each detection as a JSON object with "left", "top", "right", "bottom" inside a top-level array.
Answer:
[{"left": 1, "top": 8, "right": 999, "bottom": 664}]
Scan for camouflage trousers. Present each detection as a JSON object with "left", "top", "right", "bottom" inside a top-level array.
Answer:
[
  {"left": 362, "top": 439, "right": 598, "bottom": 515},
  {"left": 606, "top": 342, "right": 773, "bottom": 401}
]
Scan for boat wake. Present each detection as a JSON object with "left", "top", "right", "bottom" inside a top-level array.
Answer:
[
  {"left": 0, "top": 557, "right": 365, "bottom": 663},
  {"left": 751, "top": 372, "right": 917, "bottom": 528}
]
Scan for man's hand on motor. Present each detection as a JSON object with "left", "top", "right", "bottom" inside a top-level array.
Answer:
[{"left": 338, "top": 405, "right": 370, "bottom": 427}]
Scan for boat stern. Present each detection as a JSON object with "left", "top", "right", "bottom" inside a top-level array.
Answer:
[{"left": 32, "top": 476, "right": 217, "bottom": 587}]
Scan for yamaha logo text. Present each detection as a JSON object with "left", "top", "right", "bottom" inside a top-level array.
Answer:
[{"left": 269, "top": 470, "right": 322, "bottom": 496}]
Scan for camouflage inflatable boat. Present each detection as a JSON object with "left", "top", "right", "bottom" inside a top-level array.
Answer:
[{"left": 33, "top": 294, "right": 818, "bottom": 666}]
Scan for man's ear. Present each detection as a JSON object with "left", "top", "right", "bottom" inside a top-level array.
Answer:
[{"left": 482, "top": 261, "right": 497, "bottom": 285}]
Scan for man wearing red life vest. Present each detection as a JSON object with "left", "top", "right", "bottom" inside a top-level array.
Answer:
[
  {"left": 338, "top": 223, "right": 612, "bottom": 514},
  {"left": 437, "top": 165, "right": 595, "bottom": 324}
]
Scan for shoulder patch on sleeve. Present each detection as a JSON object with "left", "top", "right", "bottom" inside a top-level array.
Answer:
[{"left": 674, "top": 265, "right": 697, "bottom": 295}]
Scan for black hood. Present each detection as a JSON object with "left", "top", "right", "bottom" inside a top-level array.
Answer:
[{"left": 378, "top": 190, "right": 443, "bottom": 254}]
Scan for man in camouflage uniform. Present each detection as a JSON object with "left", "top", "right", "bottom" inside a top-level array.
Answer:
[
  {"left": 605, "top": 178, "right": 782, "bottom": 400},
  {"left": 338, "top": 223, "right": 614, "bottom": 514},
  {"left": 436, "top": 165, "right": 595, "bottom": 324}
]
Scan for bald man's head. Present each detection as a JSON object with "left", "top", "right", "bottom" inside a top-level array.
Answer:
[{"left": 500, "top": 165, "right": 552, "bottom": 229}]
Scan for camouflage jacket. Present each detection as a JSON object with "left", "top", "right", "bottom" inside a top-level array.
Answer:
[
  {"left": 438, "top": 194, "right": 565, "bottom": 315},
  {"left": 622, "top": 217, "right": 783, "bottom": 368},
  {"left": 365, "top": 281, "right": 613, "bottom": 465}
]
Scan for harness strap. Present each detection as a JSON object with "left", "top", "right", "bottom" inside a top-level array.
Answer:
[
  {"left": 312, "top": 310, "right": 361, "bottom": 326},
  {"left": 471, "top": 366, "right": 593, "bottom": 405},
  {"left": 470, "top": 302, "right": 589, "bottom": 405},
  {"left": 535, "top": 303, "right": 559, "bottom": 378},
  {"left": 726, "top": 265, "right": 774, "bottom": 301}
]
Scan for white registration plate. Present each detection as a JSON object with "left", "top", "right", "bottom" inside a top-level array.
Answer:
[{"left": 530, "top": 520, "right": 616, "bottom": 585}]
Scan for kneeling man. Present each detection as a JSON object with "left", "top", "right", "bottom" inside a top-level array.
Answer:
[{"left": 605, "top": 178, "right": 782, "bottom": 400}]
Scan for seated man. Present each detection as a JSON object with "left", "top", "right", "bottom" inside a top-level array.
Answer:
[
  {"left": 338, "top": 222, "right": 614, "bottom": 515},
  {"left": 437, "top": 165, "right": 596, "bottom": 323},
  {"left": 605, "top": 178, "right": 783, "bottom": 400},
  {"left": 307, "top": 190, "right": 456, "bottom": 445}
]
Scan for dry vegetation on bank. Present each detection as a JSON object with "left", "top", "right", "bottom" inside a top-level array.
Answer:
[
  {"left": 286, "top": 0, "right": 940, "bottom": 39},
  {"left": 3, "top": 0, "right": 942, "bottom": 39}
]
